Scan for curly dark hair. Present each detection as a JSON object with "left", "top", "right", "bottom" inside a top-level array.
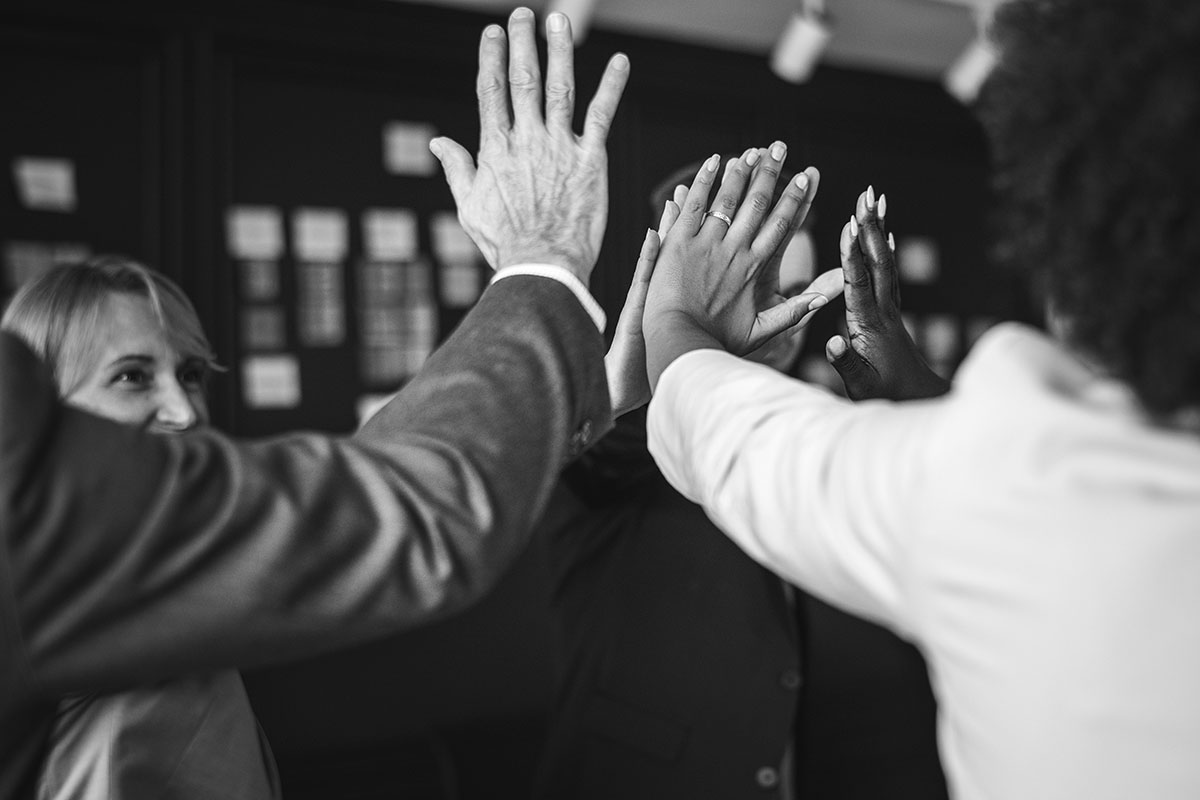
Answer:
[{"left": 978, "top": 0, "right": 1200, "bottom": 416}]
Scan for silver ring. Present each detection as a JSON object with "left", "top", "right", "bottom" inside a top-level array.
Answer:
[{"left": 704, "top": 210, "right": 733, "bottom": 227}]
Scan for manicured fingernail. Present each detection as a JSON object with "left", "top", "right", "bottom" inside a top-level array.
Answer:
[
  {"left": 878, "top": 193, "right": 887, "bottom": 220},
  {"left": 706, "top": 154, "right": 720, "bottom": 172},
  {"left": 794, "top": 173, "right": 809, "bottom": 193},
  {"left": 808, "top": 294, "right": 829, "bottom": 310},
  {"left": 849, "top": 215, "right": 859, "bottom": 237},
  {"left": 511, "top": 7, "right": 533, "bottom": 19},
  {"left": 548, "top": 12, "right": 566, "bottom": 31},
  {"left": 771, "top": 141, "right": 787, "bottom": 161},
  {"left": 888, "top": 232, "right": 896, "bottom": 252},
  {"left": 745, "top": 148, "right": 761, "bottom": 166},
  {"left": 866, "top": 185, "right": 876, "bottom": 209},
  {"left": 484, "top": 24, "right": 503, "bottom": 38}
]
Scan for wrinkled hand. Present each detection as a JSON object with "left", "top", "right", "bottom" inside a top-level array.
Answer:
[
  {"left": 429, "top": 8, "right": 630, "bottom": 283},
  {"left": 643, "top": 142, "right": 829, "bottom": 368},
  {"left": 827, "top": 188, "right": 951, "bottom": 400}
]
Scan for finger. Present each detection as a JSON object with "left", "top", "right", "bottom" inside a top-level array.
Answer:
[
  {"left": 631, "top": 228, "right": 660, "bottom": 290},
  {"left": 748, "top": 292, "right": 829, "bottom": 351},
  {"left": 826, "top": 334, "right": 877, "bottom": 399},
  {"left": 839, "top": 216, "right": 881, "bottom": 331},
  {"left": 543, "top": 12, "right": 576, "bottom": 133},
  {"left": 429, "top": 137, "right": 477, "bottom": 206},
  {"left": 612, "top": 230, "right": 659, "bottom": 344},
  {"left": 729, "top": 141, "right": 788, "bottom": 243},
  {"left": 476, "top": 24, "right": 511, "bottom": 144},
  {"left": 657, "top": 200, "right": 680, "bottom": 240},
  {"left": 581, "top": 53, "right": 630, "bottom": 149},
  {"left": 854, "top": 187, "right": 900, "bottom": 310},
  {"left": 675, "top": 154, "right": 723, "bottom": 236},
  {"left": 748, "top": 168, "right": 813, "bottom": 266},
  {"left": 804, "top": 266, "right": 846, "bottom": 304},
  {"left": 507, "top": 7, "right": 543, "bottom": 125},
  {"left": 702, "top": 148, "right": 757, "bottom": 237}
]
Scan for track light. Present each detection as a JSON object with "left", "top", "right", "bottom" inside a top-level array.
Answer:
[
  {"left": 944, "top": 1, "right": 1001, "bottom": 103},
  {"left": 770, "top": 0, "right": 831, "bottom": 84}
]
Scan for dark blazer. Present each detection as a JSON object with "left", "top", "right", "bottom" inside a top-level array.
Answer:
[
  {"left": 534, "top": 410, "right": 948, "bottom": 800},
  {"left": 0, "top": 276, "right": 610, "bottom": 800}
]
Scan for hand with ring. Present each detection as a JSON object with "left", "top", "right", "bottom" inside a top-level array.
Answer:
[{"left": 642, "top": 141, "right": 834, "bottom": 387}]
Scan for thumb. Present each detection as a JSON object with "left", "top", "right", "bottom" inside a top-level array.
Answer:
[
  {"left": 429, "top": 137, "right": 476, "bottom": 206},
  {"left": 825, "top": 335, "right": 875, "bottom": 398},
  {"left": 749, "top": 293, "right": 828, "bottom": 352}
]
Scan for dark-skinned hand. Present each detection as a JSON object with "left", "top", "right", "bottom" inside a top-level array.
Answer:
[{"left": 827, "top": 187, "right": 951, "bottom": 401}]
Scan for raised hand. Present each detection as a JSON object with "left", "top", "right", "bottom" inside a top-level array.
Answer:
[
  {"left": 643, "top": 142, "right": 830, "bottom": 385},
  {"left": 429, "top": 8, "right": 630, "bottom": 283},
  {"left": 827, "top": 187, "right": 950, "bottom": 400},
  {"left": 605, "top": 186, "right": 685, "bottom": 417}
]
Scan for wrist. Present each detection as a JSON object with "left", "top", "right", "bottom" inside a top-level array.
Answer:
[
  {"left": 644, "top": 309, "right": 723, "bottom": 393},
  {"left": 498, "top": 248, "right": 593, "bottom": 285}
]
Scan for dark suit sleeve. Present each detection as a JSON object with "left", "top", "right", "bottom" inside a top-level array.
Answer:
[{"left": 0, "top": 275, "right": 610, "bottom": 697}]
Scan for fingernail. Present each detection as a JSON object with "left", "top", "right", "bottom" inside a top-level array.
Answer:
[
  {"left": 745, "top": 148, "right": 761, "bottom": 166},
  {"left": 808, "top": 294, "right": 829, "bottom": 310},
  {"left": 866, "top": 185, "right": 876, "bottom": 210},
  {"left": 428, "top": 138, "right": 443, "bottom": 157},
  {"left": 888, "top": 232, "right": 896, "bottom": 252},
  {"left": 511, "top": 7, "right": 533, "bottom": 19},
  {"left": 771, "top": 141, "right": 787, "bottom": 161},
  {"left": 794, "top": 173, "right": 809, "bottom": 193},
  {"left": 849, "top": 215, "right": 859, "bottom": 237},
  {"left": 484, "top": 24, "right": 503, "bottom": 38},
  {"left": 827, "top": 336, "right": 847, "bottom": 358},
  {"left": 706, "top": 154, "right": 720, "bottom": 172},
  {"left": 548, "top": 12, "right": 566, "bottom": 31},
  {"left": 878, "top": 193, "right": 888, "bottom": 220},
  {"left": 611, "top": 53, "right": 630, "bottom": 71}
]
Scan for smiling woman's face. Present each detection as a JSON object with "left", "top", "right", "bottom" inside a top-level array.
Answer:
[{"left": 64, "top": 292, "right": 210, "bottom": 433}]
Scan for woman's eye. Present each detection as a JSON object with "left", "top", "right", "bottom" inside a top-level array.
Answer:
[
  {"left": 180, "top": 366, "right": 208, "bottom": 389},
  {"left": 112, "top": 369, "right": 149, "bottom": 386}
]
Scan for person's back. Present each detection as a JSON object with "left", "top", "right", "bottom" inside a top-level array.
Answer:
[{"left": 914, "top": 324, "right": 1200, "bottom": 799}]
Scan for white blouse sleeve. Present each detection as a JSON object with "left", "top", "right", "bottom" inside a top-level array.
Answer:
[{"left": 647, "top": 349, "right": 943, "bottom": 636}]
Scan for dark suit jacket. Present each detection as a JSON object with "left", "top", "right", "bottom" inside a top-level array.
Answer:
[
  {"left": 0, "top": 276, "right": 610, "bottom": 800},
  {"left": 533, "top": 410, "right": 948, "bottom": 800}
]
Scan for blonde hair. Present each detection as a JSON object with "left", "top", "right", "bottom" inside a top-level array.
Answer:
[{"left": 0, "top": 256, "right": 220, "bottom": 396}]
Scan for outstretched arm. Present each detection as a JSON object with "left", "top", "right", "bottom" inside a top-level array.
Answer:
[{"left": 1, "top": 7, "right": 624, "bottom": 709}]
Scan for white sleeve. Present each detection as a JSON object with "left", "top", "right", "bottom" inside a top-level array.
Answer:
[{"left": 646, "top": 349, "right": 942, "bottom": 636}]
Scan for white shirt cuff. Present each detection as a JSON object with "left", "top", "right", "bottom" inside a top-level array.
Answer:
[{"left": 491, "top": 263, "right": 606, "bottom": 333}]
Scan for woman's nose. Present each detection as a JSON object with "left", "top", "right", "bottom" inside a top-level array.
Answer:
[{"left": 153, "top": 380, "right": 200, "bottom": 432}]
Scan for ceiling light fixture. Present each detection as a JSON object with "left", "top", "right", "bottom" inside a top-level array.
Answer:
[
  {"left": 943, "top": 1, "right": 1001, "bottom": 103},
  {"left": 770, "top": 0, "right": 831, "bottom": 84}
]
